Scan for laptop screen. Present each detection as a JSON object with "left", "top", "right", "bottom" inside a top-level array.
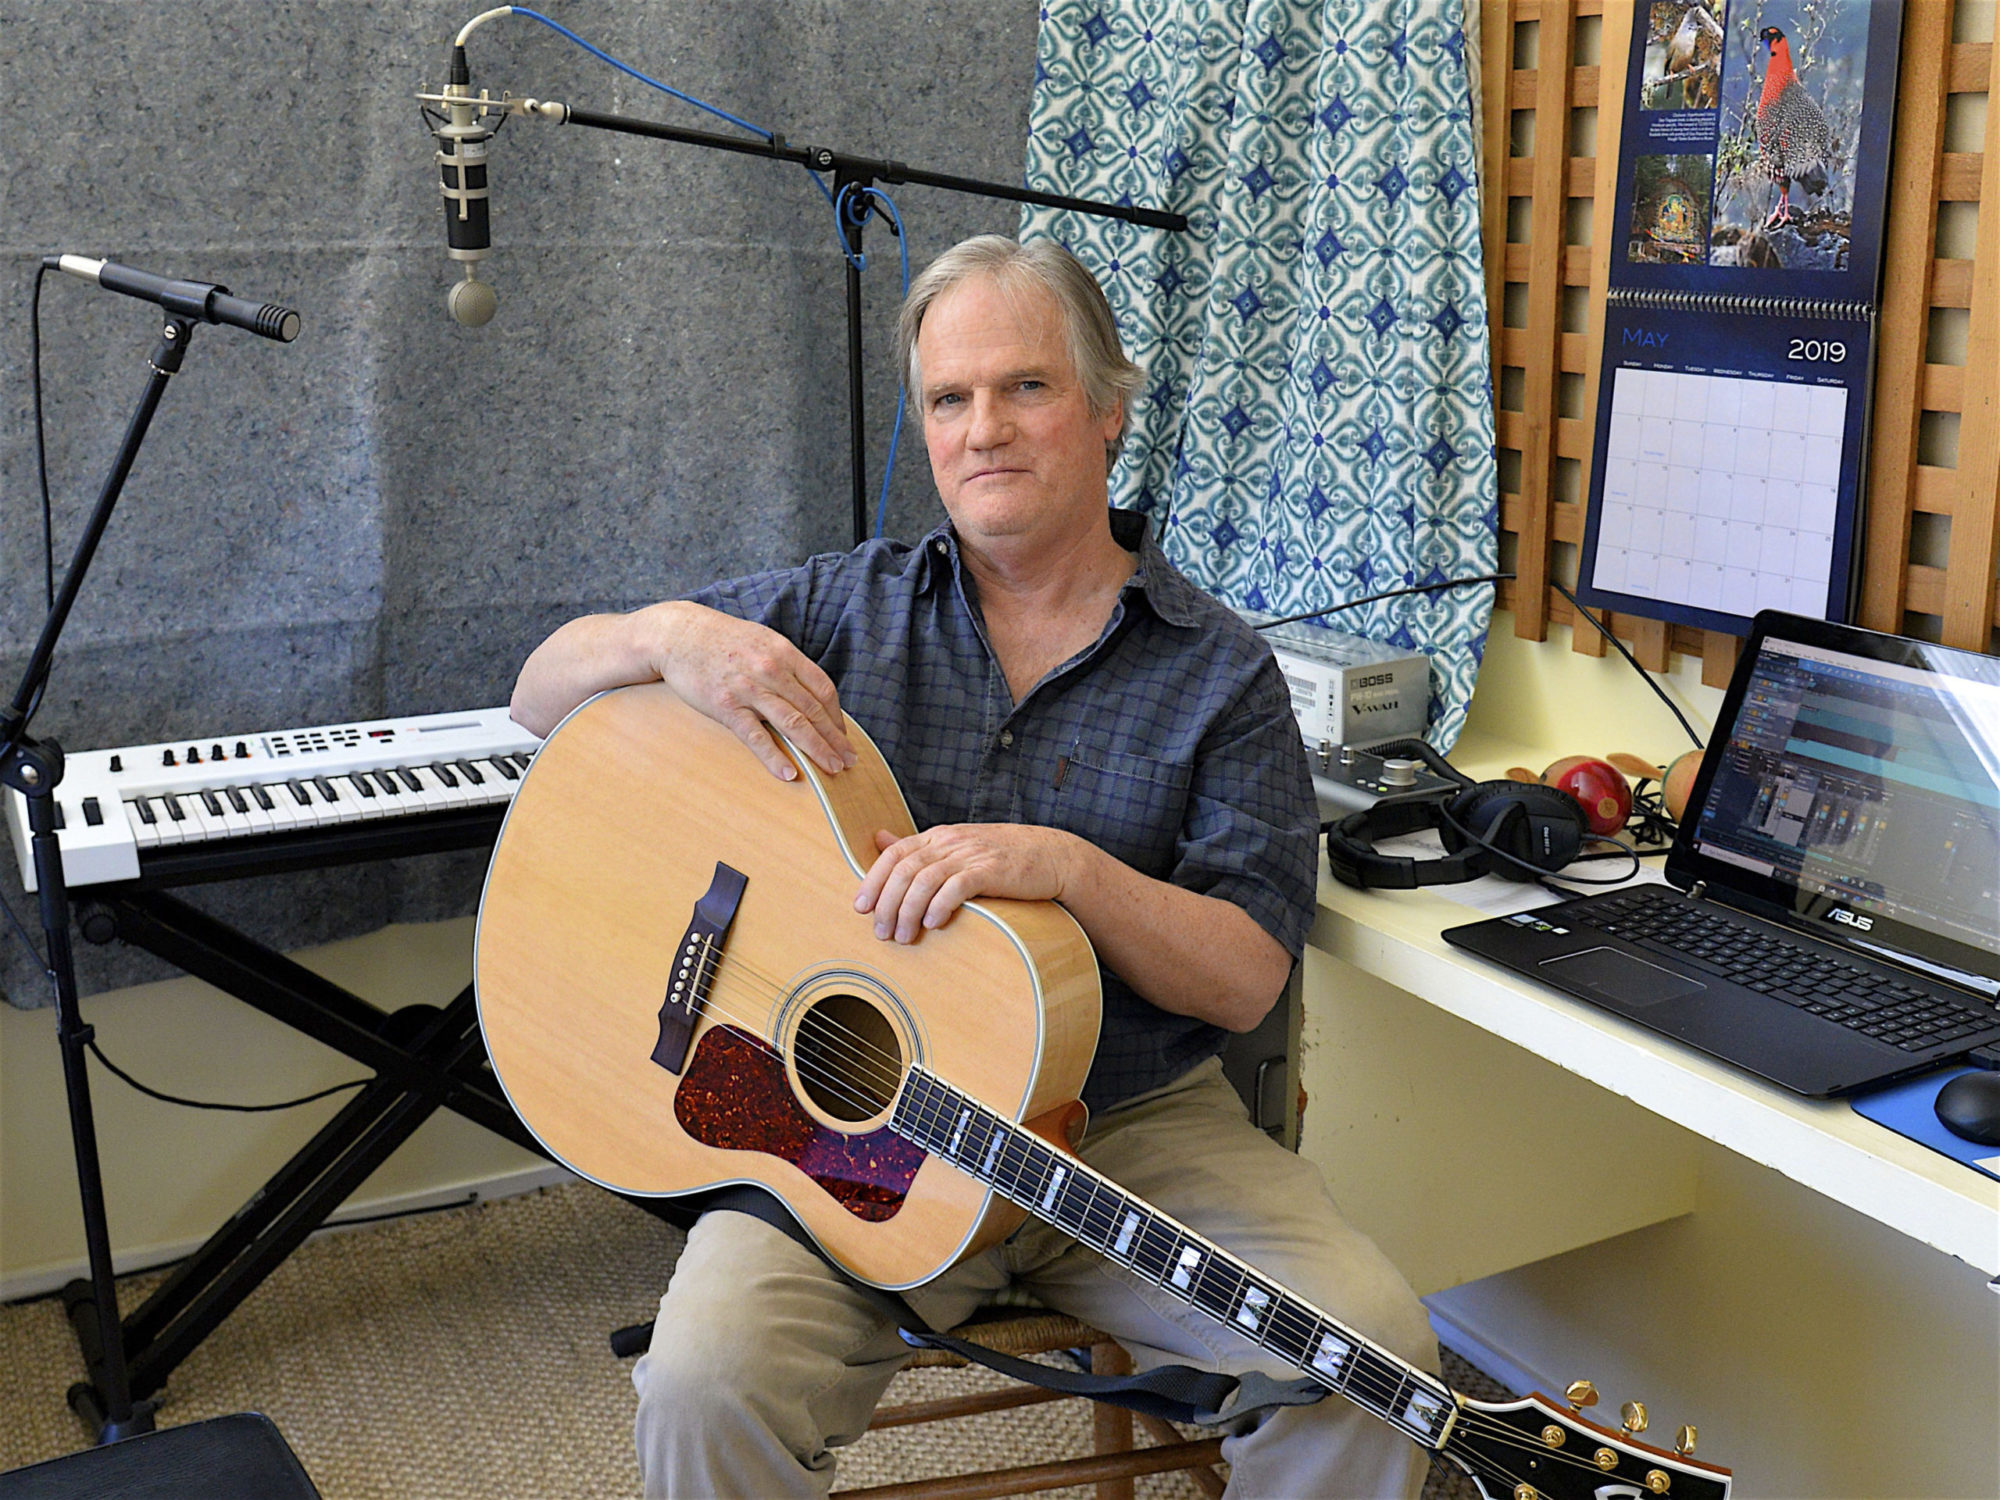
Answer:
[{"left": 1671, "top": 615, "right": 2000, "bottom": 989}]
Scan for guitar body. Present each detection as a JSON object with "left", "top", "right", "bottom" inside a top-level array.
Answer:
[
  {"left": 475, "top": 683, "right": 1102, "bottom": 1290},
  {"left": 477, "top": 685, "right": 1737, "bottom": 1499}
]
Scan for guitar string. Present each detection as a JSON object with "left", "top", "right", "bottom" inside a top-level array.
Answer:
[
  {"left": 688, "top": 978, "right": 1466, "bottom": 1439},
  {"left": 644, "top": 968, "right": 1662, "bottom": 1482},
  {"left": 669, "top": 968, "right": 1515, "bottom": 1443},
  {"left": 891, "top": 1073, "right": 1453, "bottom": 1431},
  {"left": 882, "top": 1077, "right": 1638, "bottom": 1475}
]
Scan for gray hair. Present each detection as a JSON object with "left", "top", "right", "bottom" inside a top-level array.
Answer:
[{"left": 897, "top": 235, "right": 1146, "bottom": 471}]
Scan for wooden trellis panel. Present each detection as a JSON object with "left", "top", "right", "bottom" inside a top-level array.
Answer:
[{"left": 1485, "top": 0, "right": 2000, "bottom": 676}]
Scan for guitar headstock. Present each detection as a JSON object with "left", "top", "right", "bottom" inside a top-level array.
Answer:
[{"left": 1438, "top": 1381, "right": 1731, "bottom": 1500}]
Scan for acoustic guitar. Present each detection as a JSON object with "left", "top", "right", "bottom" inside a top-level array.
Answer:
[{"left": 475, "top": 683, "right": 1732, "bottom": 1500}]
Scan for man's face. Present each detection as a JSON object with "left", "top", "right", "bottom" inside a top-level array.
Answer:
[{"left": 917, "top": 274, "right": 1123, "bottom": 547}]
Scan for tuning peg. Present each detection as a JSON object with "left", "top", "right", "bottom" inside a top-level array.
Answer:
[
  {"left": 1675, "top": 1425, "right": 1697, "bottom": 1457},
  {"left": 1565, "top": 1379, "right": 1599, "bottom": 1412},
  {"left": 1621, "top": 1400, "right": 1649, "bottom": 1435}
]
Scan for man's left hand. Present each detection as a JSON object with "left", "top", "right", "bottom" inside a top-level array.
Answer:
[{"left": 856, "top": 824, "right": 1087, "bottom": 943}]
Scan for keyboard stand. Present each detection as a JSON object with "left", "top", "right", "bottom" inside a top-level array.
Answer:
[{"left": 58, "top": 857, "right": 693, "bottom": 1435}]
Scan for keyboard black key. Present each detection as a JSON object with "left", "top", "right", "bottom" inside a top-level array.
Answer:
[
  {"left": 431, "top": 762, "right": 460, "bottom": 788},
  {"left": 373, "top": 771, "right": 402, "bottom": 796},
  {"left": 287, "top": 780, "right": 311, "bottom": 806},
  {"left": 397, "top": 767, "right": 424, "bottom": 794},
  {"left": 251, "top": 784, "right": 275, "bottom": 811},
  {"left": 457, "top": 759, "right": 484, "bottom": 785},
  {"left": 225, "top": 787, "right": 248, "bottom": 814},
  {"left": 163, "top": 794, "right": 186, "bottom": 822},
  {"left": 199, "top": 790, "right": 223, "bottom": 817},
  {"left": 133, "top": 799, "right": 156, "bottom": 826}
]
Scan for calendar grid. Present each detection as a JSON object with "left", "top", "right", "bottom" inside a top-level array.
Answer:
[{"left": 1590, "top": 367, "right": 1845, "bottom": 622}]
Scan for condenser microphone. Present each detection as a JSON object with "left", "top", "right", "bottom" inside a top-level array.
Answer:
[
  {"left": 48, "top": 257, "right": 300, "bottom": 342},
  {"left": 435, "top": 43, "right": 499, "bottom": 327}
]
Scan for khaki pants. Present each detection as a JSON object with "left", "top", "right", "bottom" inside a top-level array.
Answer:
[{"left": 633, "top": 1058, "right": 1436, "bottom": 1499}]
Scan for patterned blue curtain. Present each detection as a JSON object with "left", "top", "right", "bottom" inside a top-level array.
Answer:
[{"left": 1022, "top": 0, "right": 1497, "bottom": 748}]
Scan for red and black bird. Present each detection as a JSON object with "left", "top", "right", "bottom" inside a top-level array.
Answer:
[{"left": 1756, "top": 25, "right": 1832, "bottom": 228}]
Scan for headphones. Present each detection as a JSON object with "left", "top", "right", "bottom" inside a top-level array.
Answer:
[{"left": 1325, "top": 738, "right": 1593, "bottom": 889}]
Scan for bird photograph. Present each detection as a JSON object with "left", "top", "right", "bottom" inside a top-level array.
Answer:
[
  {"left": 1708, "top": 2, "right": 1872, "bottom": 271},
  {"left": 1642, "top": 2, "right": 1727, "bottom": 112}
]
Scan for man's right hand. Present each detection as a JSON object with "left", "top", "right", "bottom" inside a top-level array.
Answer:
[{"left": 510, "top": 600, "right": 855, "bottom": 782}]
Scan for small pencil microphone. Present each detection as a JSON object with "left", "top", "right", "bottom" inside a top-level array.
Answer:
[
  {"left": 48, "top": 257, "right": 301, "bottom": 342},
  {"left": 435, "top": 43, "right": 498, "bottom": 327}
]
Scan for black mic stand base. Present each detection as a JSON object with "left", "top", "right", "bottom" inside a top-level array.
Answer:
[{"left": 0, "top": 315, "right": 197, "bottom": 1443}]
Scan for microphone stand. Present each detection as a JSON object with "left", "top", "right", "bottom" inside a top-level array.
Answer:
[
  {"left": 0, "top": 313, "right": 205, "bottom": 1442},
  {"left": 474, "top": 94, "right": 1189, "bottom": 545}
]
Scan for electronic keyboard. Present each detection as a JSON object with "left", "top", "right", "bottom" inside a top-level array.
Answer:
[{"left": 4, "top": 706, "right": 542, "bottom": 890}]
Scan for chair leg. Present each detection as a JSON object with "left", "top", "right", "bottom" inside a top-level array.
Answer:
[
  {"left": 1136, "top": 1414, "right": 1226, "bottom": 1500},
  {"left": 1089, "top": 1340, "right": 1135, "bottom": 1500}
]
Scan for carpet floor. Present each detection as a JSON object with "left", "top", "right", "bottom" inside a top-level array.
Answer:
[{"left": 0, "top": 1182, "right": 1502, "bottom": 1497}]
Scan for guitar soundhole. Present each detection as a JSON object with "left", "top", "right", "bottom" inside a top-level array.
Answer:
[{"left": 794, "top": 993, "right": 904, "bottom": 1122}]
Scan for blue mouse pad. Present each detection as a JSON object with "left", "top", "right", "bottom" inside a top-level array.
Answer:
[{"left": 1851, "top": 1068, "right": 2000, "bottom": 1182}]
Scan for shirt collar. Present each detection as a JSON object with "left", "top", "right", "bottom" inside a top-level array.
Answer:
[{"left": 916, "top": 509, "right": 1204, "bottom": 629}]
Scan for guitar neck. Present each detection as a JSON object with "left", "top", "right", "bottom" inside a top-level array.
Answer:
[{"left": 892, "top": 1067, "right": 1457, "bottom": 1449}]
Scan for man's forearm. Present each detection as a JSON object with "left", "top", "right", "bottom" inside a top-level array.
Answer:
[
  {"left": 511, "top": 604, "right": 679, "bottom": 736},
  {"left": 1058, "top": 839, "right": 1293, "bottom": 1033}
]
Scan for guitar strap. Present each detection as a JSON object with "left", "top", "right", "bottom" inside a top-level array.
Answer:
[{"left": 702, "top": 1186, "right": 1331, "bottom": 1428}]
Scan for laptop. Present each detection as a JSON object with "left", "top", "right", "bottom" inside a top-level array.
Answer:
[{"left": 1443, "top": 611, "right": 2000, "bottom": 1097}]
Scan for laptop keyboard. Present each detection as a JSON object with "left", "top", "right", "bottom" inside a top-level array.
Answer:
[{"left": 1572, "top": 890, "right": 1997, "bottom": 1053}]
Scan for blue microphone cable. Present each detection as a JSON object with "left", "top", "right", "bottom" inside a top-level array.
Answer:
[{"left": 459, "top": 7, "right": 912, "bottom": 532}]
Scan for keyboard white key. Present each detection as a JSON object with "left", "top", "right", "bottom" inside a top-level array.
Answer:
[{"left": 4, "top": 706, "right": 543, "bottom": 889}]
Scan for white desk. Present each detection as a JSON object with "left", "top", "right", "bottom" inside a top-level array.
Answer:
[
  {"left": 1300, "top": 861, "right": 2000, "bottom": 1497},
  {"left": 1308, "top": 873, "right": 2000, "bottom": 1279}
]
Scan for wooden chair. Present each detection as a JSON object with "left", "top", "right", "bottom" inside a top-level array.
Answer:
[{"left": 832, "top": 1311, "right": 1226, "bottom": 1500}]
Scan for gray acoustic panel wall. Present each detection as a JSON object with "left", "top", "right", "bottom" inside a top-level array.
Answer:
[{"left": 0, "top": 1, "right": 1037, "bottom": 1003}]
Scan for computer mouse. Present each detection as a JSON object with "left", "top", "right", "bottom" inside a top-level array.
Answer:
[{"left": 1933, "top": 1069, "right": 2000, "bottom": 1147}]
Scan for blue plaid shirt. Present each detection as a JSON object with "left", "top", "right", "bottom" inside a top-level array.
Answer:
[{"left": 688, "top": 510, "right": 1317, "bottom": 1112}]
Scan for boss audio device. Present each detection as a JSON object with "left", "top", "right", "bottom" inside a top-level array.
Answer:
[{"left": 1241, "top": 613, "right": 1431, "bottom": 753}]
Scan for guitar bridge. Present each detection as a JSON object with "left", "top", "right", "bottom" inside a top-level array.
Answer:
[{"left": 651, "top": 861, "right": 746, "bottom": 1074}]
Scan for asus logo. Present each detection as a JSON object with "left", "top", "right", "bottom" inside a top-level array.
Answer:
[{"left": 1829, "top": 908, "right": 1875, "bottom": 933}]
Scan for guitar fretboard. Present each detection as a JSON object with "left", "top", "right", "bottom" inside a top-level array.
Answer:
[{"left": 892, "top": 1067, "right": 1456, "bottom": 1447}]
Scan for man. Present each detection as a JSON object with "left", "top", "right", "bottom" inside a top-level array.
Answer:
[{"left": 511, "top": 236, "right": 1436, "bottom": 1498}]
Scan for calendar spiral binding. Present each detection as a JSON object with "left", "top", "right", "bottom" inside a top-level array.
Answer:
[{"left": 1609, "top": 287, "right": 1876, "bottom": 323}]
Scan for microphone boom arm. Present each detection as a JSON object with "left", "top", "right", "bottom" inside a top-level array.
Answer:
[{"left": 416, "top": 84, "right": 1189, "bottom": 542}]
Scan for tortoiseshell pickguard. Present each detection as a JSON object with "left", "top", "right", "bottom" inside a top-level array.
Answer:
[{"left": 673, "top": 1024, "right": 924, "bottom": 1221}]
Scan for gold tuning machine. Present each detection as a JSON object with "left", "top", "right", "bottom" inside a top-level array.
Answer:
[
  {"left": 1565, "top": 1380, "right": 1599, "bottom": 1412},
  {"left": 1621, "top": 1400, "right": 1649, "bottom": 1435},
  {"left": 1675, "top": 1425, "right": 1698, "bottom": 1457}
]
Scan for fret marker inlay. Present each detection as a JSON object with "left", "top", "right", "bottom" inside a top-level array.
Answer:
[
  {"left": 1041, "top": 1164, "right": 1068, "bottom": 1211},
  {"left": 1113, "top": 1210, "right": 1140, "bottom": 1257},
  {"left": 1312, "top": 1331, "right": 1353, "bottom": 1380},
  {"left": 1235, "top": 1285, "right": 1271, "bottom": 1333},
  {"left": 1402, "top": 1389, "right": 1447, "bottom": 1438},
  {"left": 1171, "top": 1247, "right": 1202, "bottom": 1291}
]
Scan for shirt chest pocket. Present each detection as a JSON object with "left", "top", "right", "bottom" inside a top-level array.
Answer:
[{"left": 1052, "top": 735, "right": 1194, "bottom": 877}]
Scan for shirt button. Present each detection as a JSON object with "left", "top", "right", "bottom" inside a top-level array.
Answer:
[
  {"left": 999, "top": 730, "right": 1014, "bottom": 748},
  {"left": 934, "top": 540, "right": 948, "bottom": 555}
]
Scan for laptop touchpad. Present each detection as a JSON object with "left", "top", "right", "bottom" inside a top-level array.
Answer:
[{"left": 1538, "top": 946, "right": 1707, "bottom": 1006}]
